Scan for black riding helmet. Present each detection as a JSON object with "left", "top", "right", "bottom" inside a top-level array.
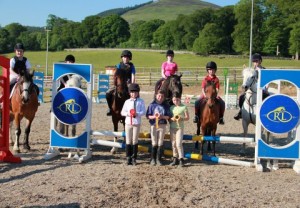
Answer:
[
  {"left": 166, "top": 50, "right": 174, "bottom": 57},
  {"left": 14, "top": 43, "right": 24, "bottom": 50},
  {"left": 121, "top": 50, "right": 132, "bottom": 60},
  {"left": 65, "top": 54, "right": 75, "bottom": 63},
  {"left": 129, "top": 83, "right": 140, "bottom": 92},
  {"left": 206, "top": 61, "right": 217, "bottom": 71},
  {"left": 252, "top": 53, "right": 262, "bottom": 62}
]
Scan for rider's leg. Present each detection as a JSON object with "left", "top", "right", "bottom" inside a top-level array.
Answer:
[
  {"left": 234, "top": 93, "right": 245, "bottom": 120},
  {"left": 193, "top": 99, "right": 200, "bottom": 123}
]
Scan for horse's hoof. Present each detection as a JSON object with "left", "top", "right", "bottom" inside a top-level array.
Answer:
[
  {"left": 23, "top": 144, "right": 31, "bottom": 151},
  {"left": 13, "top": 149, "right": 20, "bottom": 154}
]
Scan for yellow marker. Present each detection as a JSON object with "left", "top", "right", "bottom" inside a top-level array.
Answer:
[
  {"left": 155, "top": 113, "right": 159, "bottom": 128},
  {"left": 174, "top": 114, "right": 180, "bottom": 127}
]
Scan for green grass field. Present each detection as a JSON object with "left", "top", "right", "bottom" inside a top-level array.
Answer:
[{"left": 1, "top": 49, "right": 299, "bottom": 76}]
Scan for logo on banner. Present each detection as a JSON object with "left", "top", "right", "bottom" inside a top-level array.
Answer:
[
  {"left": 53, "top": 88, "right": 88, "bottom": 125},
  {"left": 260, "top": 94, "right": 300, "bottom": 134}
]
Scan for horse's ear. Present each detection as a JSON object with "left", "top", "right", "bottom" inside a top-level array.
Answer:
[{"left": 179, "top": 72, "right": 182, "bottom": 77}]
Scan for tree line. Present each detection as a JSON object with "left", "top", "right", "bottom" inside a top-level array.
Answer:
[{"left": 0, "top": 0, "right": 299, "bottom": 59}]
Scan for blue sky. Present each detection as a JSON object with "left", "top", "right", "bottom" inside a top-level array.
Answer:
[{"left": 0, "top": 0, "right": 239, "bottom": 27}]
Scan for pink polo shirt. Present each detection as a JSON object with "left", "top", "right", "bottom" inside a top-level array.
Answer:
[{"left": 161, "top": 61, "right": 178, "bottom": 77}]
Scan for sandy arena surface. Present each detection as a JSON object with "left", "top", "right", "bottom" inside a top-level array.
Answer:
[{"left": 1, "top": 86, "right": 300, "bottom": 208}]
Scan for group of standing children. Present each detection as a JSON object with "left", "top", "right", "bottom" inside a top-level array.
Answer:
[{"left": 119, "top": 50, "right": 189, "bottom": 167}]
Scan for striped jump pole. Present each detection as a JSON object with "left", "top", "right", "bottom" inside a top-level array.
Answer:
[
  {"left": 91, "top": 140, "right": 254, "bottom": 168},
  {"left": 137, "top": 145, "right": 253, "bottom": 167},
  {"left": 91, "top": 130, "right": 254, "bottom": 143}
]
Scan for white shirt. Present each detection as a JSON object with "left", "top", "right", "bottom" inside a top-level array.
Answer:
[{"left": 121, "top": 97, "right": 146, "bottom": 125}]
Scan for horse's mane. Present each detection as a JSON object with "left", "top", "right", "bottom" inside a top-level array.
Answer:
[
  {"left": 113, "top": 69, "right": 128, "bottom": 87},
  {"left": 18, "top": 69, "right": 33, "bottom": 84},
  {"left": 205, "top": 80, "right": 216, "bottom": 88}
]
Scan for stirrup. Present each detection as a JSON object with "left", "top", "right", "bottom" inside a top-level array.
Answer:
[{"left": 234, "top": 112, "right": 241, "bottom": 120}]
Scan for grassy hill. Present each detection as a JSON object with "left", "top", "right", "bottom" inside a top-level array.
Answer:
[{"left": 98, "top": 0, "right": 220, "bottom": 24}]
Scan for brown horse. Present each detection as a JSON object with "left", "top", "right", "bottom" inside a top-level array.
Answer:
[
  {"left": 196, "top": 81, "right": 220, "bottom": 155},
  {"left": 110, "top": 69, "right": 129, "bottom": 153},
  {"left": 10, "top": 70, "right": 39, "bottom": 153}
]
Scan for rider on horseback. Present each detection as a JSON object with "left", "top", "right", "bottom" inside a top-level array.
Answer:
[
  {"left": 193, "top": 61, "right": 225, "bottom": 125},
  {"left": 9, "top": 43, "right": 31, "bottom": 92},
  {"left": 9, "top": 43, "right": 40, "bottom": 97},
  {"left": 234, "top": 53, "right": 269, "bottom": 120},
  {"left": 155, "top": 50, "right": 178, "bottom": 92},
  {"left": 106, "top": 50, "right": 136, "bottom": 116}
]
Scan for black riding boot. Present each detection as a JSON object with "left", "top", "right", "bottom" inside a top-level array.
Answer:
[
  {"left": 156, "top": 146, "right": 164, "bottom": 166},
  {"left": 234, "top": 110, "right": 242, "bottom": 120},
  {"left": 125, "top": 144, "right": 132, "bottom": 165},
  {"left": 132, "top": 144, "right": 138, "bottom": 166},
  {"left": 178, "top": 158, "right": 184, "bottom": 167},
  {"left": 150, "top": 146, "right": 157, "bottom": 166},
  {"left": 169, "top": 157, "right": 179, "bottom": 166}
]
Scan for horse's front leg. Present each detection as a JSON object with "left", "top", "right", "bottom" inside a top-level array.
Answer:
[
  {"left": 195, "top": 121, "right": 201, "bottom": 150},
  {"left": 12, "top": 118, "right": 21, "bottom": 153},
  {"left": 200, "top": 125, "right": 206, "bottom": 155},
  {"left": 71, "top": 125, "right": 76, "bottom": 137},
  {"left": 23, "top": 120, "right": 32, "bottom": 151},
  {"left": 241, "top": 119, "right": 249, "bottom": 156},
  {"left": 110, "top": 119, "right": 119, "bottom": 154},
  {"left": 211, "top": 128, "right": 217, "bottom": 156}
]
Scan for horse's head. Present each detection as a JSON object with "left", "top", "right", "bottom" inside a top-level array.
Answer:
[
  {"left": 18, "top": 70, "right": 35, "bottom": 104},
  {"left": 242, "top": 67, "right": 257, "bottom": 93},
  {"left": 204, "top": 81, "right": 217, "bottom": 108},
  {"left": 169, "top": 74, "right": 183, "bottom": 97},
  {"left": 66, "top": 74, "right": 82, "bottom": 88},
  {"left": 113, "top": 69, "right": 128, "bottom": 97}
]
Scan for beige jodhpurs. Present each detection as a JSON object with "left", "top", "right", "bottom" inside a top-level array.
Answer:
[
  {"left": 150, "top": 124, "right": 167, "bottom": 146},
  {"left": 125, "top": 124, "right": 141, "bottom": 145},
  {"left": 170, "top": 128, "right": 184, "bottom": 159}
]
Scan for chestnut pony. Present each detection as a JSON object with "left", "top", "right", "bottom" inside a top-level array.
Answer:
[
  {"left": 10, "top": 69, "right": 39, "bottom": 153},
  {"left": 196, "top": 81, "right": 220, "bottom": 155}
]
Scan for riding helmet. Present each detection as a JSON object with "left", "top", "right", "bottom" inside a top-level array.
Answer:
[
  {"left": 65, "top": 54, "right": 75, "bottom": 63},
  {"left": 166, "top": 50, "right": 174, "bottom": 57},
  {"left": 129, "top": 83, "right": 140, "bottom": 92},
  {"left": 252, "top": 53, "right": 262, "bottom": 62},
  {"left": 121, "top": 50, "right": 132, "bottom": 60},
  {"left": 206, "top": 61, "right": 217, "bottom": 71},
  {"left": 14, "top": 43, "right": 25, "bottom": 50}
]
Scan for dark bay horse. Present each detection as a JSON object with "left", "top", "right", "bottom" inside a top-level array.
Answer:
[
  {"left": 196, "top": 81, "right": 220, "bottom": 155},
  {"left": 10, "top": 70, "right": 39, "bottom": 153},
  {"left": 155, "top": 74, "right": 183, "bottom": 105},
  {"left": 110, "top": 69, "right": 130, "bottom": 153}
]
